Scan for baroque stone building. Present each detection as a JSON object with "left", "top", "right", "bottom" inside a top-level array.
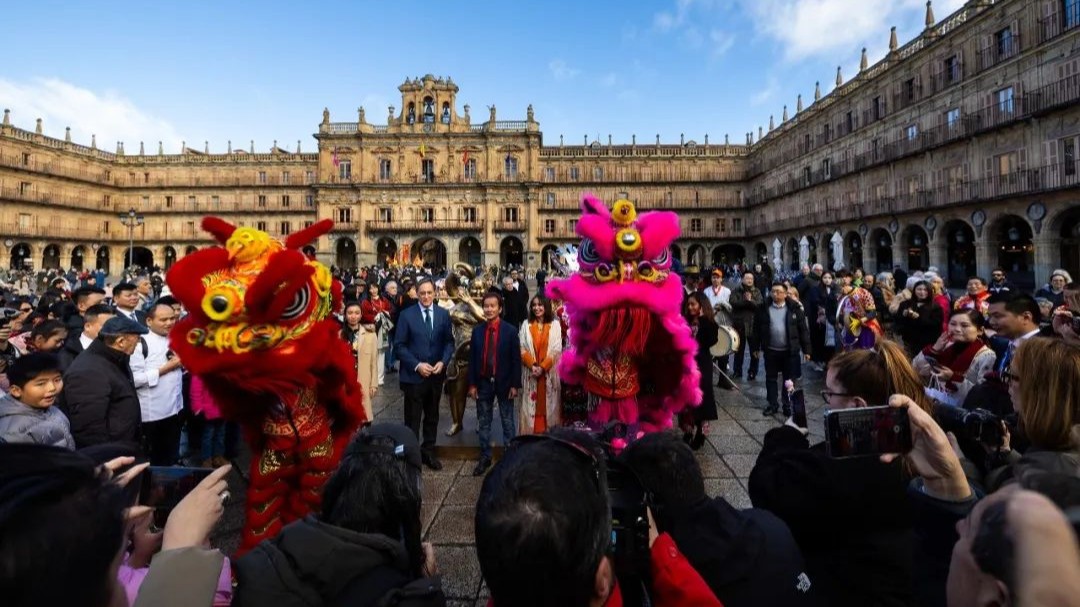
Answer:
[{"left": 0, "top": 0, "right": 1078, "bottom": 288}]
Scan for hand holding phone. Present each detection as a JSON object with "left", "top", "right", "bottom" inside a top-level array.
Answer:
[
  {"left": 825, "top": 406, "right": 913, "bottom": 458},
  {"left": 789, "top": 389, "right": 807, "bottom": 429}
]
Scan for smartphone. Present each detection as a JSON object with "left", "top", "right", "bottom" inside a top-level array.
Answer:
[
  {"left": 790, "top": 389, "right": 807, "bottom": 429},
  {"left": 824, "top": 406, "right": 913, "bottom": 458},
  {"left": 141, "top": 466, "right": 213, "bottom": 528}
]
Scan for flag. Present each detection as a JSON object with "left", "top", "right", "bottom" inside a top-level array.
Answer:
[
  {"left": 462, "top": 149, "right": 469, "bottom": 165},
  {"left": 331, "top": 148, "right": 339, "bottom": 167},
  {"left": 419, "top": 142, "right": 426, "bottom": 158}
]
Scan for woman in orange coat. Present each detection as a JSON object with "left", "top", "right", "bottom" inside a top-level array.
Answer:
[{"left": 518, "top": 296, "right": 562, "bottom": 434}]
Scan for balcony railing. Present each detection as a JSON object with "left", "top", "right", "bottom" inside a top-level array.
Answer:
[
  {"left": 364, "top": 219, "right": 485, "bottom": 233},
  {"left": 1039, "top": 7, "right": 1080, "bottom": 44},
  {"left": 493, "top": 220, "right": 526, "bottom": 232},
  {"left": 976, "top": 34, "right": 1021, "bottom": 72}
]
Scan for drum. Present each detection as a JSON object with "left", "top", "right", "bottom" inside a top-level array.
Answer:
[{"left": 709, "top": 325, "right": 740, "bottom": 357}]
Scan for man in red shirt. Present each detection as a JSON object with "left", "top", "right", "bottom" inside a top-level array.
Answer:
[{"left": 467, "top": 292, "right": 521, "bottom": 476}]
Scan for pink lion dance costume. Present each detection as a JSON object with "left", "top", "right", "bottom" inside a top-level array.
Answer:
[{"left": 547, "top": 194, "right": 702, "bottom": 432}]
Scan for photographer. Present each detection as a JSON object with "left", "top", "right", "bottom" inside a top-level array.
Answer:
[
  {"left": 748, "top": 340, "right": 931, "bottom": 607},
  {"left": 475, "top": 428, "right": 722, "bottom": 607},
  {"left": 622, "top": 432, "right": 816, "bottom": 606},
  {"left": 234, "top": 423, "right": 445, "bottom": 607}
]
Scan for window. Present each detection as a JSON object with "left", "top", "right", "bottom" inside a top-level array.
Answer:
[
  {"left": 996, "top": 86, "right": 1015, "bottom": 115},
  {"left": 258, "top": 171, "right": 267, "bottom": 184},
  {"left": 21, "top": 152, "right": 30, "bottom": 166},
  {"left": 872, "top": 96, "right": 884, "bottom": 121},
  {"left": 546, "top": 192, "right": 556, "bottom": 206},
  {"left": 141, "top": 195, "right": 150, "bottom": 206},
  {"left": 569, "top": 166, "right": 580, "bottom": 181},
  {"left": 845, "top": 111, "right": 854, "bottom": 133},
  {"left": 690, "top": 218, "right": 703, "bottom": 232},
  {"left": 258, "top": 195, "right": 267, "bottom": 207},
  {"left": 1067, "top": 0, "right": 1080, "bottom": 29},
  {"left": 996, "top": 26, "right": 1015, "bottom": 59},
  {"left": 946, "top": 107, "right": 961, "bottom": 129},
  {"left": 804, "top": 133, "right": 811, "bottom": 152},
  {"left": 462, "top": 207, "right": 477, "bottom": 223},
  {"left": 504, "top": 156, "right": 518, "bottom": 178},
  {"left": 165, "top": 196, "right": 174, "bottom": 209},
  {"left": 905, "top": 124, "right": 919, "bottom": 140},
  {"left": 822, "top": 158, "right": 832, "bottom": 179},
  {"left": 732, "top": 218, "right": 742, "bottom": 232},
  {"left": 18, "top": 182, "right": 30, "bottom": 196},
  {"left": 422, "top": 159, "right": 435, "bottom": 183},
  {"left": 569, "top": 219, "right": 578, "bottom": 232},
  {"left": 187, "top": 195, "right": 196, "bottom": 208},
  {"left": 902, "top": 78, "right": 916, "bottom": 102},
  {"left": 304, "top": 221, "right": 314, "bottom": 229},
  {"left": 281, "top": 171, "right": 290, "bottom": 184},
  {"left": 379, "top": 159, "right": 392, "bottom": 181},
  {"left": 339, "top": 160, "right": 352, "bottom": 180},
  {"left": 593, "top": 166, "right": 604, "bottom": 180},
  {"left": 211, "top": 195, "right": 221, "bottom": 210},
  {"left": 996, "top": 152, "right": 1017, "bottom": 176},
  {"left": 544, "top": 219, "right": 555, "bottom": 234},
  {"left": 421, "top": 208, "right": 435, "bottom": 223},
  {"left": 257, "top": 221, "right": 268, "bottom": 232},
  {"left": 18, "top": 213, "right": 31, "bottom": 229},
  {"left": 504, "top": 207, "right": 519, "bottom": 222},
  {"left": 944, "top": 55, "right": 960, "bottom": 83},
  {"left": 282, "top": 195, "right": 290, "bottom": 208},
  {"left": 463, "top": 158, "right": 477, "bottom": 180},
  {"left": 803, "top": 166, "right": 812, "bottom": 185},
  {"left": 379, "top": 208, "right": 393, "bottom": 222},
  {"left": 947, "top": 165, "right": 964, "bottom": 192},
  {"left": 143, "top": 173, "right": 150, "bottom": 184},
  {"left": 102, "top": 220, "right": 110, "bottom": 234},
  {"left": 103, "top": 194, "right": 111, "bottom": 207},
  {"left": 336, "top": 208, "right": 353, "bottom": 223},
  {"left": 822, "top": 123, "right": 832, "bottom": 143},
  {"left": 305, "top": 194, "right": 314, "bottom": 208},
  {"left": 185, "top": 221, "right": 194, "bottom": 236},
  {"left": 280, "top": 222, "right": 291, "bottom": 235},
  {"left": 715, "top": 218, "right": 727, "bottom": 232},
  {"left": 1065, "top": 138, "right": 1077, "bottom": 176},
  {"left": 305, "top": 170, "right": 315, "bottom": 183},
  {"left": 104, "top": 170, "right": 112, "bottom": 182},
  {"left": 544, "top": 167, "right": 555, "bottom": 181}
]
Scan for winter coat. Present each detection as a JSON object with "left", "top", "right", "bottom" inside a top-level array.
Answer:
[
  {"left": 751, "top": 300, "right": 812, "bottom": 356},
  {"left": 894, "top": 299, "right": 944, "bottom": 356},
  {"left": 0, "top": 393, "right": 75, "bottom": 449},
  {"left": 730, "top": 285, "right": 763, "bottom": 337},
  {"left": 61, "top": 338, "right": 141, "bottom": 449},
  {"left": 749, "top": 425, "right": 914, "bottom": 607},
  {"left": 189, "top": 375, "right": 223, "bottom": 420},
  {"left": 56, "top": 334, "right": 84, "bottom": 373},
  {"left": 233, "top": 515, "right": 445, "bottom": 607}
]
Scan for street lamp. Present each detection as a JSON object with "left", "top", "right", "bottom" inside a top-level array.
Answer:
[{"left": 118, "top": 208, "right": 144, "bottom": 269}]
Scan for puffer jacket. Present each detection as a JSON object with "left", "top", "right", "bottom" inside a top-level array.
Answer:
[{"left": 0, "top": 393, "right": 75, "bottom": 449}]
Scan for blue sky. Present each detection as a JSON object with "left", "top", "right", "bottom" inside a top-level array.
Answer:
[{"left": 1, "top": 0, "right": 965, "bottom": 153}]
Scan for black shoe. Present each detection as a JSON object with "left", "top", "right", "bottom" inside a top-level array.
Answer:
[
  {"left": 423, "top": 454, "right": 443, "bottom": 471},
  {"left": 682, "top": 431, "right": 693, "bottom": 445},
  {"left": 690, "top": 428, "right": 706, "bottom": 450},
  {"left": 782, "top": 406, "right": 792, "bottom": 417},
  {"left": 472, "top": 458, "right": 491, "bottom": 476},
  {"left": 763, "top": 404, "right": 779, "bottom": 416}
]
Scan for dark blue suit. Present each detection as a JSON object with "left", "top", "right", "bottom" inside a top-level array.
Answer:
[
  {"left": 468, "top": 319, "right": 522, "bottom": 460},
  {"left": 393, "top": 304, "right": 454, "bottom": 453}
]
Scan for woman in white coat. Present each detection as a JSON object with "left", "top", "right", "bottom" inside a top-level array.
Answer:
[{"left": 518, "top": 295, "right": 562, "bottom": 435}]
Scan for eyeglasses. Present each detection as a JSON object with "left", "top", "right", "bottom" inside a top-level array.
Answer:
[{"left": 821, "top": 390, "right": 852, "bottom": 404}]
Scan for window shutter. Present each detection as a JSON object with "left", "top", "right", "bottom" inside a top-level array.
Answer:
[{"left": 984, "top": 156, "right": 994, "bottom": 179}]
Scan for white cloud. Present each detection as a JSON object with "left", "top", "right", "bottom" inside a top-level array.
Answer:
[
  {"left": 0, "top": 77, "right": 184, "bottom": 151},
  {"left": 599, "top": 73, "right": 619, "bottom": 87},
  {"left": 654, "top": 11, "right": 678, "bottom": 31},
  {"left": 548, "top": 60, "right": 581, "bottom": 81},
  {"left": 741, "top": 0, "right": 968, "bottom": 62},
  {"left": 709, "top": 29, "right": 736, "bottom": 58}
]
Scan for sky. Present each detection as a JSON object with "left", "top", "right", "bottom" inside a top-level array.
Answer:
[{"left": 1, "top": 0, "right": 966, "bottom": 154}]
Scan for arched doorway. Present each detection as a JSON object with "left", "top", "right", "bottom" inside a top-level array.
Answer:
[
  {"left": 460, "top": 237, "right": 482, "bottom": 268},
  {"left": 375, "top": 238, "right": 397, "bottom": 267},
  {"left": 96, "top": 246, "right": 110, "bottom": 273},
  {"left": 944, "top": 220, "right": 977, "bottom": 288},
  {"left": 163, "top": 246, "right": 177, "bottom": 270},
  {"left": 42, "top": 244, "right": 61, "bottom": 270},
  {"left": 992, "top": 215, "right": 1034, "bottom": 289},
  {"left": 184, "top": 245, "right": 199, "bottom": 256},
  {"left": 540, "top": 244, "right": 560, "bottom": 270},
  {"left": 70, "top": 245, "right": 87, "bottom": 270},
  {"left": 670, "top": 244, "right": 683, "bottom": 263},
  {"left": 711, "top": 244, "right": 746, "bottom": 267},
  {"left": 753, "top": 242, "right": 768, "bottom": 264},
  {"left": 871, "top": 229, "right": 893, "bottom": 272},
  {"left": 10, "top": 243, "right": 31, "bottom": 270},
  {"left": 686, "top": 244, "right": 705, "bottom": 268},
  {"left": 335, "top": 237, "right": 357, "bottom": 270},
  {"left": 824, "top": 234, "right": 837, "bottom": 271},
  {"left": 845, "top": 232, "right": 863, "bottom": 270},
  {"left": 787, "top": 238, "right": 799, "bottom": 271},
  {"left": 1058, "top": 206, "right": 1080, "bottom": 282},
  {"left": 903, "top": 226, "right": 929, "bottom": 271},
  {"left": 806, "top": 235, "right": 818, "bottom": 265},
  {"left": 500, "top": 236, "right": 524, "bottom": 268},
  {"left": 125, "top": 247, "right": 154, "bottom": 270},
  {"left": 411, "top": 237, "right": 447, "bottom": 270}
]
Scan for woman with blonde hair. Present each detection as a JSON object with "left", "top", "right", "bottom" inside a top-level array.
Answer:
[
  {"left": 749, "top": 339, "right": 930, "bottom": 607},
  {"left": 518, "top": 296, "right": 562, "bottom": 435}
]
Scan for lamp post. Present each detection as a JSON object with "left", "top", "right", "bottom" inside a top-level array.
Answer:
[{"left": 118, "top": 208, "right": 144, "bottom": 269}]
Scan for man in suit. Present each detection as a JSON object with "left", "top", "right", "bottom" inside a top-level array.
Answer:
[
  {"left": 499, "top": 276, "right": 527, "bottom": 328},
  {"left": 112, "top": 282, "right": 147, "bottom": 324},
  {"left": 393, "top": 278, "right": 454, "bottom": 470},
  {"left": 468, "top": 291, "right": 521, "bottom": 476}
]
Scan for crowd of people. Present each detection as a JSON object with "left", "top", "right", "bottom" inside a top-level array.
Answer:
[{"left": 3, "top": 257, "right": 1080, "bottom": 607}]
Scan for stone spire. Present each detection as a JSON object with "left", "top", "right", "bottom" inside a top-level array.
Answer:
[
  {"left": 608, "top": 134, "right": 612, "bottom": 146},
  {"left": 116, "top": 141, "right": 123, "bottom": 155},
  {"left": 836, "top": 66, "right": 843, "bottom": 86},
  {"left": 181, "top": 141, "right": 186, "bottom": 154},
  {"left": 889, "top": 26, "right": 898, "bottom": 52},
  {"left": 139, "top": 141, "right": 144, "bottom": 155},
  {"left": 158, "top": 141, "right": 163, "bottom": 155},
  {"left": 815, "top": 81, "right": 821, "bottom": 101},
  {"left": 204, "top": 141, "right": 209, "bottom": 154},
  {"left": 297, "top": 140, "right": 302, "bottom": 153},
  {"left": 35, "top": 118, "right": 42, "bottom": 134},
  {"left": 860, "top": 48, "right": 868, "bottom": 71},
  {"left": 925, "top": 0, "right": 935, "bottom": 28},
  {"left": 797, "top": 94, "right": 803, "bottom": 113},
  {"left": 227, "top": 140, "right": 232, "bottom": 153},
  {"left": 273, "top": 139, "right": 278, "bottom": 152},
  {"left": 2, "top": 109, "right": 9, "bottom": 126},
  {"left": 91, "top": 134, "right": 96, "bottom": 149},
  {"left": 758, "top": 126, "right": 763, "bottom": 139},
  {"left": 250, "top": 140, "right": 254, "bottom": 154},
  {"left": 65, "top": 127, "right": 71, "bottom": 142},
  {"left": 705, "top": 134, "right": 709, "bottom": 145},
  {"left": 768, "top": 115, "right": 774, "bottom": 131},
  {"left": 724, "top": 133, "right": 729, "bottom": 145},
  {"left": 782, "top": 105, "right": 788, "bottom": 122},
  {"left": 358, "top": 106, "right": 366, "bottom": 124}
]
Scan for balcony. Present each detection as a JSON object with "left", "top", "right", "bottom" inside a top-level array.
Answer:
[
  {"left": 364, "top": 219, "right": 485, "bottom": 233},
  {"left": 976, "top": 34, "right": 1021, "bottom": 73},
  {"left": 1039, "top": 7, "right": 1080, "bottom": 43},
  {"left": 493, "top": 220, "right": 526, "bottom": 232},
  {"left": 330, "top": 221, "right": 360, "bottom": 232}
]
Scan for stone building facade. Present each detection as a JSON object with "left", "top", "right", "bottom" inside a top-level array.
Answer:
[{"left": 0, "top": 0, "right": 1077, "bottom": 288}]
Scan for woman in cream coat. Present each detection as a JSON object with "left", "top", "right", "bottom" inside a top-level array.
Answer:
[{"left": 518, "top": 296, "right": 562, "bottom": 435}]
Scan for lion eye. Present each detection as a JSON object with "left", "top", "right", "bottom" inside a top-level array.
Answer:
[
  {"left": 579, "top": 238, "right": 600, "bottom": 265},
  {"left": 281, "top": 285, "right": 311, "bottom": 320}
]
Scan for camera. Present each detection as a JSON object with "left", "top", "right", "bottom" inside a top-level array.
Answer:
[{"left": 935, "top": 406, "right": 1006, "bottom": 448}]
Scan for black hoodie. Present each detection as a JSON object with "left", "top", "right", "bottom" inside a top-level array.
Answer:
[
  {"left": 233, "top": 515, "right": 445, "bottom": 607},
  {"left": 664, "top": 496, "right": 818, "bottom": 607}
]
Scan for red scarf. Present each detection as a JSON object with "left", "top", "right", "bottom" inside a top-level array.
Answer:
[
  {"left": 922, "top": 339, "right": 986, "bottom": 385},
  {"left": 481, "top": 320, "right": 500, "bottom": 377}
]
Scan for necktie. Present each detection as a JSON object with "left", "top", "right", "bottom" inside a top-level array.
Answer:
[
  {"left": 424, "top": 308, "right": 433, "bottom": 335},
  {"left": 999, "top": 341, "right": 1016, "bottom": 375},
  {"left": 484, "top": 324, "right": 497, "bottom": 377}
]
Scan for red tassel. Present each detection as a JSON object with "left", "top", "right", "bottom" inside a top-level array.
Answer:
[{"left": 588, "top": 308, "right": 653, "bottom": 356}]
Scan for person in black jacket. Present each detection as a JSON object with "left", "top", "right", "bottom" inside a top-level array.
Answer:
[
  {"left": 749, "top": 340, "right": 931, "bottom": 607},
  {"left": 61, "top": 316, "right": 146, "bottom": 450},
  {"left": 234, "top": 423, "right": 445, "bottom": 607},
  {"left": 752, "top": 282, "right": 812, "bottom": 416},
  {"left": 622, "top": 432, "right": 817, "bottom": 607},
  {"left": 895, "top": 281, "right": 944, "bottom": 357},
  {"left": 683, "top": 292, "right": 719, "bottom": 450},
  {"left": 467, "top": 291, "right": 522, "bottom": 476},
  {"left": 57, "top": 304, "right": 114, "bottom": 373}
]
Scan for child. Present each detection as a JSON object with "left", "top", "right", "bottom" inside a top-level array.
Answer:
[
  {"left": 191, "top": 374, "right": 228, "bottom": 467},
  {"left": 0, "top": 352, "right": 73, "bottom": 448}
]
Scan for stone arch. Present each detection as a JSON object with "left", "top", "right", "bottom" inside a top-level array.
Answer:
[
  {"left": 844, "top": 231, "right": 863, "bottom": 271},
  {"left": 753, "top": 241, "right": 768, "bottom": 264},
  {"left": 500, "top": 236, "right": 524, "bottom": 268},
  {"left": 42, "top": 244, "right": 61, "bottom": 270},
  {"left": 686, "top": 244, "right": 706, "bottom": 268},
  {"left": 870, "top": 228, "right": 893, "bottom": 272},
  {"left": 10, "top": 242, "right": 32, "bottom": 270},
  {"left": 96, "top": 246, "right": 111, "bottom": 274},
  {"left": 70, "top": 245, "right": 88, "bottom": 271},
  {"left": 943, "top": 219, "right": 977, "bottom": 288},
  {"left": 163, "top": 246, "right": 178, "bottom": 270},
  {"left": 989, "top": 214, "right": 1034, "bottom": 289},
  {"left": 1053, "top": 205, "right": 1080, "bottom": 282},
  {"left": 902, "top": 225, "right": 929, "bottom": 271},
  {"left": 670, "top": 243, "right": 683, "bottom": 263},
  {"left": 124, "top": 247, "right": 154, "bottom": 270},
  {"left": 711, "top": 244, "right": 746, "bottom": 267},
  {"left": 411, "top": 237, "right": 447, "bottom": 270},
  {"left": 540, "top": 244, "right": 560, "bottom": 270},
  {"left": 786, "top": 237, "right": 799, "bottom": 271},
  {"left": 460, "top": 237, "right": 482, "bottom": 268},
  {"left": 375, "top": 237, "right": 397, "bottom": 266},
  {"left": 335, "top": 237, "right": 357, "bottom": 270},
  {"left": 805, "top": 235, "right": 818, "bottom": 265},
  {"left": 184, "top": 245, "right": 199, "bottom": 256}
]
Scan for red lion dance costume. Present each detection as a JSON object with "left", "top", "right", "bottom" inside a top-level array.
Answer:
[
  {"left": 166, "top": 218, "right": 366, "bottom": 552},
  {"left": 547, "top": 195, "right": 701, "bottom": 432}
]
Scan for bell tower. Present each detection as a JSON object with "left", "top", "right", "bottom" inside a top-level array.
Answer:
[{"left": 394, "top": 74, "right": 461, "bottom": 132}]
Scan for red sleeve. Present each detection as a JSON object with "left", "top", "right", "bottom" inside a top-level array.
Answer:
[
  {"left": 360, "top": 301, "right": 376, "bottom": 324},
  {"left": 650, "top": 533, "right": 723, "bottom": 607}
]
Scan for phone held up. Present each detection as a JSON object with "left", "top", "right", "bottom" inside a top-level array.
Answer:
[
  {"left": 824, "top": 406, "right": 913, "bottom": 459},
  {"left": 140, "top": 466, "right": 214, "bottom": 528},
  {"left": 789, "top": 388, "right": 808, "bottom": 429}
]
